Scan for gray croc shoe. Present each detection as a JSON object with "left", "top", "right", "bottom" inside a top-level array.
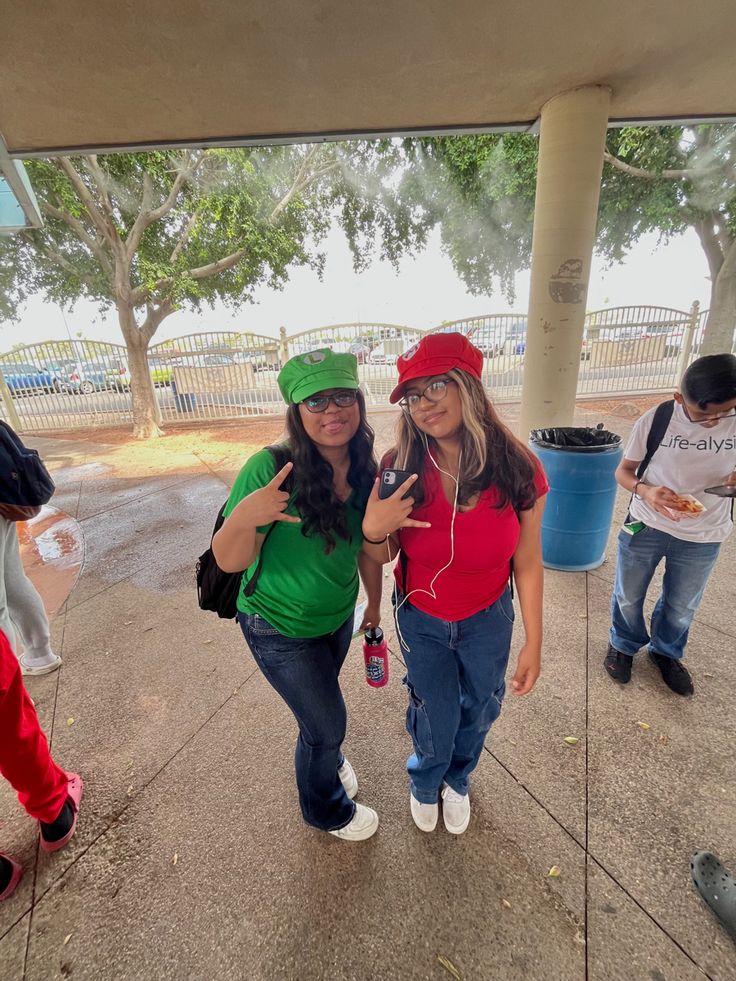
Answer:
[{"left": 691, "top": 851, "right": 736, "bottom": 942}]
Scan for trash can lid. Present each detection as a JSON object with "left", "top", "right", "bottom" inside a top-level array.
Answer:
[{"left": 530, "top": 424, "right": 622, "bottom": 452}]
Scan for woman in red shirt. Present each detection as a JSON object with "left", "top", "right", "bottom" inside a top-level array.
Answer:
[{"left": 362, "top": 333, "right": 547, "bottom": 834}]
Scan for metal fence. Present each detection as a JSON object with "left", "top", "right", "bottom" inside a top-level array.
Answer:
[{"left": 1, "top": 304, "right": 729, "bottom": 432}]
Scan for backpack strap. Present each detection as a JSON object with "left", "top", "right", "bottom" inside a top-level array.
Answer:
[
  {"left": 242, "top": 444, "right": 294, "bottom": 598},
  {"left": 636, "top": 399, "right": 675, "bottom": 480},
  {"left": 625, "top": 399, "right": 675, "bottom": 521}
]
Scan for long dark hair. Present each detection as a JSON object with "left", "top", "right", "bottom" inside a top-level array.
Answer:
[
  {"left": 391, "top": 369, "right": 538, "bottom": 512},
  {"left": 284, "top": 390, "right": 377, "bottom": 552}
]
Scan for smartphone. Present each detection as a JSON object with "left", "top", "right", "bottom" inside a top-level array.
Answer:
[
  {"left": 704, "top": 484, "right": 736, "bottom": 498},
  {"left": 378, "top": 468, "right": 414, "bottom": 500}
]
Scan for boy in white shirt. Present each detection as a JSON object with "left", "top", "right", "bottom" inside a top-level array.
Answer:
[{"left": 605, "top": 354, "right": 736, "bottom": 695}]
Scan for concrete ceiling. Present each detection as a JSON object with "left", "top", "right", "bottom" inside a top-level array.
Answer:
[{"left": 1, "top": 0, "right": 735, "bottom": 156}]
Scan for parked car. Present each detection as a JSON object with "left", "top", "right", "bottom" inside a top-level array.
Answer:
[
  {"left": 470, "top": 325, "right": 506, "bottom": 357},
  {"left": 369, "top": 351, "right": 398, "bottom": 365},
  {"left": 348, "top": 341, "right": 372, "bottom": 364},
  {"left": 505, "top": 321, "right": 527, "bottom": 356},
  {"left": 664, "top": 324, "right": 706, "bottom": 358},
  {"left": 102, "top": 357, "right": 178, "bottom": 391},
  {"left": 61, "top": 361, "right": 116, "bottom": 394},
  {"left": 0, "top": 362, "right": 60, "bottom": 395}
]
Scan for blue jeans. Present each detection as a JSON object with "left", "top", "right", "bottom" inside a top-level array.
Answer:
[
  {"left": 395, "top": 590, "right": 514, "bottom": 804},
  {"left": 610, "top": 526, "right": 721, "bottom": 661},
  {"left": 238, "top": 613, "right": 355, "bottom": 832}
]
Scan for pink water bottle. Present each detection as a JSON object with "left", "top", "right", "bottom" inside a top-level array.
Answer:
[{"left": 363, "top": 627, "right": 389, "bottom": 688}]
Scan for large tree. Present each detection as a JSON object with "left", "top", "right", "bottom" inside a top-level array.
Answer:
[
  {"left": 407, "top": 125, "right": 736, "bottom": 353},
  {"left": 0, "top": 143, "right": 429, "bottom": 437}
]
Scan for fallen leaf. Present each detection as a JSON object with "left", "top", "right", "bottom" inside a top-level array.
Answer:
[
  {"left": 548, "top": 866, "right": 561, "bottom": 878},
  {"left": 637, "top": 721, "right": 651, "bottom": 731},
  {"left": 63, "top": 934, "right": 72, "bottom": 946},
  {"left": 67, "top": 718, "right": 75, "bottom": 726},
  {"left": 508, "top": 739, "right": 517, "bottom": 746},
  {"left": 501, "top": 898, "right": 512, "bottom": 909},
  {"left": 172, "top": 853, "right": 178, "bottom": 866},
  {"left": 437, "top": 955, "right": 461, "bottom": 980},
  {"left": 142, "top": 626, "right": 154, "bottom": 633},
  {"left": 564, "top": 736, "right": 579, "bottom": 745},
  {"left": 704, "top": 673, "right": 714, "bottom": 679},
  {"left": 578, "top": 614, "right": 588, "bottom": 619},
  {"left": 203, "top": 639, "right": 213, "bottom": 645},
  {"left": 123, "top": 620, "right": 133, "bottom": 626}
]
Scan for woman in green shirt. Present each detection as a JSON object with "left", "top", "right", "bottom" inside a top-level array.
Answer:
[{"left": 213, "top": 349, "right": 382, "bottom": 841}]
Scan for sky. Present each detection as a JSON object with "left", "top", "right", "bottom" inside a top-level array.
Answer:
[{"left": 1, "top": 224, "right": 710, "bottom": 351}]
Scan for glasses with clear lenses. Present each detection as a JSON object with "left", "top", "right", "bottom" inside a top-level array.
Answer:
[
  {"left": 399, "top": 377, "right": 454, "bottom": 412},
  {"left": 301, "top": 390, "right": 358, "bottom": 413},
  {"left": 681, "top": 402, "right": 736, "bottom": 425}
]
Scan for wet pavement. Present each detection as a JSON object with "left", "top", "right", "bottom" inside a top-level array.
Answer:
[{"left": 1, "top": 400, "right": 734, "bottom": 981}]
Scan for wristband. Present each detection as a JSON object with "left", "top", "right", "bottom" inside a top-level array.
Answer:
[
  {"left": 633, "top": 480, "right": 645, "bottom": 498},
  {"left": 363, "top": 532, "right": 389, "bottom": 545}
]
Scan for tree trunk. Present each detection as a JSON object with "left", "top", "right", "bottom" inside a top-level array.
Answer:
[
  {"left": 700, "top": 237, "right": 736, "bottom": 357},
  {"left": 116, "top": 301, "right": 164, "bottom": 439}
]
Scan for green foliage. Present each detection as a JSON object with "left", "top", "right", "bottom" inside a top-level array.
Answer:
[
  {"left": 410, "top": 124, "right": 736, "bottom": 296},
  {"left": 401, "top": 135, "right": 538, "bottom": 300},
  {"left": 0, "top": 144, "right": 432, "bottom": 326}
]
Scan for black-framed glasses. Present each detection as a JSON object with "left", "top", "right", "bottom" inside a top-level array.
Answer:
[
  {"left": 681, "top": 402, "right": 736, "bottom": 425},
  {"left": 398, "top": 377, "right": 455, "bottom": 412},
  {"left": 301, "top": 390, "right": 358, "bottom": 413}
]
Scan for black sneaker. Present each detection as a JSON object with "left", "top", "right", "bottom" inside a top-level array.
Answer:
[
  {"left": 604, "top": 644, "right": 633, "bottom": 684},
  {"left": 649, "top": 650, "right": 694, "bottom": 696}
]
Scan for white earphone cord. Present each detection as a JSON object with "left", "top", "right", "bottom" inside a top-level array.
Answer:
[{"left": 391, "top": 442, "right": 461, "bottom": 654}]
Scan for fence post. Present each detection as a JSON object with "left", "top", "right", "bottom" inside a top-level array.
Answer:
[
  {"left": 279, "top": 326, "right": 289, "bottom": 366},
  {"left": 675, "top": 300, "right": 700, "bottom": 382},
  {"left": 0, "top": 370, "right": 23, "bottom": 432}
]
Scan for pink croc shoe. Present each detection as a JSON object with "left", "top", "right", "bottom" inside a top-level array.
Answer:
[
  {"left": 0, "top": 854, "right": 23, "bottom": 901},
  {"left": 40, "top": 773, "right": 84, "bottom": 854}
]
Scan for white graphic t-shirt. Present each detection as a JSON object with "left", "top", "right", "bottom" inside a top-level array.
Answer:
[{"left": 627, "top": 402, "right": 736, "bottom": 543}]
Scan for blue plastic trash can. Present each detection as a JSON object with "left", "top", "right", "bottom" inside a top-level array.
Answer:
[{"left": 530, "top": 426, "right": 623, "bottom": 572}]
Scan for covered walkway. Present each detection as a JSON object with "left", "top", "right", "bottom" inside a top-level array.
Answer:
[{"left": 1, "top": 402, "right": 733, "bottom": 980}]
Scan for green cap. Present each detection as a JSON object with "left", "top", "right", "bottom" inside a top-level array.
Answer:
[{"left": 277, "top": 348, "right": 360, "bottom": 404}]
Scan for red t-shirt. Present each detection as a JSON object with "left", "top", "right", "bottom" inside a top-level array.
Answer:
[{"left": 395, "top": 460, "right": 548, "bottom": 622}]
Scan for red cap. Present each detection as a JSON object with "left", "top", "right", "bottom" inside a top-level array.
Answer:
[{"left": 389, "top": 332, "right": 484, "bottom": 404}]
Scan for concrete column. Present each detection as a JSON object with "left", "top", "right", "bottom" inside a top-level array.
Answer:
[{"left": 519, "top": 85, "right": 611, "bottom": 437}]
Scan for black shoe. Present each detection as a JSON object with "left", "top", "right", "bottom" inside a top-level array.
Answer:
[
  {"left": 649, "top": 650, "right": 694, "bottom": 696},
  {"left": 39, "top": 800, "right": 74, "bottom": 845},
  {"left": 604, "top": 644, "right": 633, "bottom": 683}
]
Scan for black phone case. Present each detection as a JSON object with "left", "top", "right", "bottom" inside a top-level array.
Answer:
[
  {"left": 379, "top": 469, "right": 414, "bottom": 500},
  {"left": 704, "top": 484, "right": 736, "bottom": 498}
]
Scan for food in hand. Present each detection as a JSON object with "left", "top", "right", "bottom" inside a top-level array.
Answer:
[{"left": 672, "top": 494, "right": 706, "bottom": 514}]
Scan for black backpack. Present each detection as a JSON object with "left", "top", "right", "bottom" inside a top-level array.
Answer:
[
  {"left": 196, "top": 445, "right": 292, "bottom": 619},
  {"left": 0, "top": 422, "right": 55, "bottom": 506}
]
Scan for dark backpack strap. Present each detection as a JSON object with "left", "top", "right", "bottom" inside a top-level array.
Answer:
[
  {"left": 242, "top": 444, "right": 294, "bottom": 598},
  {"left": 625, "top": 399, "right": 675, "bottom": 521},
  {"left": 636, "top": 400, "right": 675, "bottom": 480}
]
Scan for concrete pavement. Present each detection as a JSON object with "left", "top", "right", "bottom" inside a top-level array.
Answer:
[{"left": 0, "top": 401, "right": 734, "bottom": 981}]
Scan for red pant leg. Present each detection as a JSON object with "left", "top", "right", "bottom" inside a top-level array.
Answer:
[{"left": 0, "top": 629, "right": 68, "bottom": 823}]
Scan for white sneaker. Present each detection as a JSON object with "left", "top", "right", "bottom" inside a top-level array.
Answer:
[
  {"left": 410, "top": 792, "right": 438, "bottom": 832},
  {"left": 19, "top": 653, "right": 62, "bottom": 676},
  {"left": 441, "top": 784, "right": 470, "bottom": 835},
  {"left": 328, "top": 803, "right": 379, "bottom": 841},
  {"left": 337, "top": 758, "right": 358, "bottom": 800}
]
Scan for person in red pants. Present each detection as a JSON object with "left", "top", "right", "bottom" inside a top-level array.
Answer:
[{"left": 0, "top": 629, "right": 83, "bottom": 901}]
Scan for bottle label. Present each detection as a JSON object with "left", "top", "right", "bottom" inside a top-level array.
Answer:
[{"left": 366, "top": 654, "right": 386, "bottom": 683}]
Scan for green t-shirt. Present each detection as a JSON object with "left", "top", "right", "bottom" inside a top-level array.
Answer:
[{"left": 223, "top": 447, "right": 364, "bottom": 638}]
